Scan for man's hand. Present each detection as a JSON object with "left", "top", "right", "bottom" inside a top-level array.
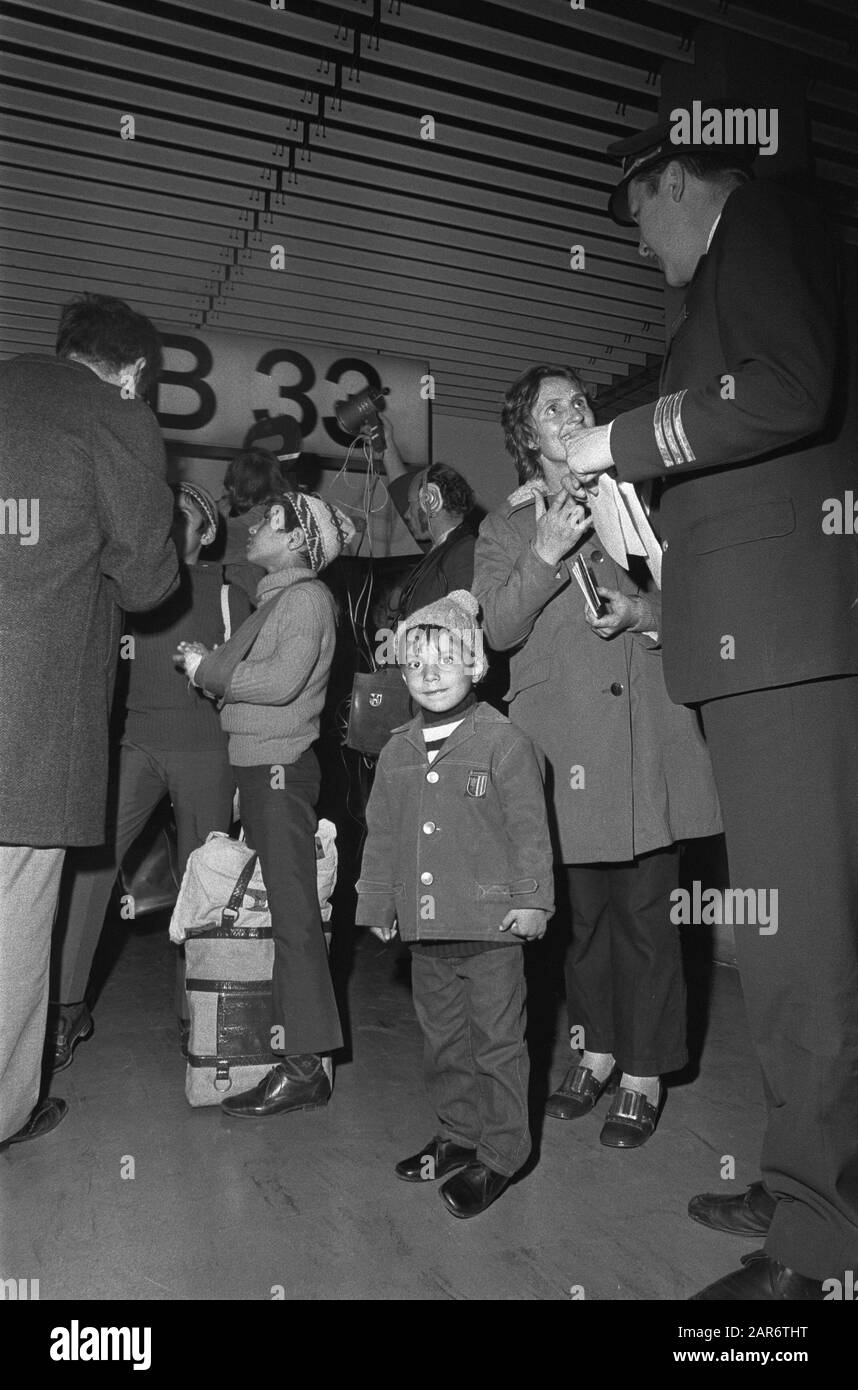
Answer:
[
  {"left": 560, "top": 423, "right": 614, "bottom": 490},
  {"left": 533, "top": 488, "right": 592, "bottom": 568},
  {"left": 370, "top": 923, "right": 399, "bottom": 943},
  {"left": 585, "top": 588, "right": 654, "bottom": 641},
  {"left": 499, "top": 907, "right": 548, "bottom": 941}
]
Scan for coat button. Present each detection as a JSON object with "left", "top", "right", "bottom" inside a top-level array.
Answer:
[
  {"left": 591, "top": 548, "right": 604, "bottom": 562},
  {"left": 420, "top": 871, "right": 434, "bottom": 886},
  {"left": 426, "top": 770, "right": 439, "bottom": 783},
  {"left": 610, "top": 682, "right": 624, "bottom": 696},
  {"left": 422, "top": 821, "right": 436, "bottom": 834},
  {"left": 662, "top": 540, "right": 669, "bottom": 551}
]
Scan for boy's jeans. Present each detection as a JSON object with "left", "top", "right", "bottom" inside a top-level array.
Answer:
[{"left": 410, "top": 945, "right": 531, "bottom": 1177}]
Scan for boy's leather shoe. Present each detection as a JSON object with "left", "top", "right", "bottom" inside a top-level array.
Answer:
[
  {"left": 440, "top": 1161, "right": 510, "bottom": 1218},
  {"left": 690, "top": 1251, "right": 825, "bottom": 1301},
  {"left": 50, "top": 1003, "right": 94, "bottom": 1072},
  {"left": 688, "top": 1182, "right": 776, "bottom": 1237},
  {"left": 0, "top": 1097, "right": 68, "bottom": 1151},
  {"left": 220, "top": 1056, "right": 330, "bottom": 1118},
  {"left": 395, "top": 1136, "right": 477, "bottom": 1182},
  {"left": 545, "top": 1064, "right": 617, "bottom": 1120},
  {"left": 599, "top": 1085, "right": 661, "bottom": 1148}
]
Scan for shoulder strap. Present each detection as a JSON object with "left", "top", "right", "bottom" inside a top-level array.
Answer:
[{"left": 220, "top": 852, "right": 259, "bottom": 931}]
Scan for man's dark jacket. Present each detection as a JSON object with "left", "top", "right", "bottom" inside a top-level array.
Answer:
[
  {"left": 0, "top": 356, "right": 179, "bottom": 846},
  {"left": 610, "top": 180, "right": 858, "bottom": 705}
]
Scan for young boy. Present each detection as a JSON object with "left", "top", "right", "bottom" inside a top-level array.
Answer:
[{"left": 356, "top": 590, "right": 554, "bottom": 1218}]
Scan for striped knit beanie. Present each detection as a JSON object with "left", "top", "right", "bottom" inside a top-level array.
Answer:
[
  {"left": 173, "top": 481, "right": 219, "bottom": 540},
  {"left": 286, "top": 490, "right": 356, "bottom": 572}
]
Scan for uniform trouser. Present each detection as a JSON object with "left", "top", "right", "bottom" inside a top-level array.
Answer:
[
  {"left": 0, "top": 845, "right": 65, "bottom": 1141},
  {"left": 564, "top": 845, "right": 687, "bottom": 1076},
  {"left": 55, "top": 741, "right": 235, "bottom": 1004},
  {"left": 699, "top": 675, "right": 858, "bottom": 1280},
  {"left": 410, "top": 946, "right": 531, "bottom": 1177},
  {"left": 233, "top": 753, "right": 342, "bottom": 1056}
]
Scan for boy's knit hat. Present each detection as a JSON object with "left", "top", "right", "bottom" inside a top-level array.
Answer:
[
  {"left": 284, "top": 490, "right": 356, "bottom": 572},
  {"left": 397, "top": 590, "right": 485, "bottom": 670},
  {"left": 173, "top": 481, "right": 219, "bottom": 539},
  {"left": 401, "top": 588, "right": 481, "bottom": 638}
]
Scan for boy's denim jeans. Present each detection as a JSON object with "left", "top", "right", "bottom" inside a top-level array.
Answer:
[{"left": 410, "top": 945, "right": 531, "bottom": 1177}]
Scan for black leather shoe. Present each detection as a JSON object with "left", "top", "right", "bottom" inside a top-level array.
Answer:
[
  {"left": 395, "top": 1136, "right": 477, "bottom": 1183},
  {"left": 689, "top": 1181, "right": 776, "bottom": 1237},
  {"left": 545, "top": 1063, "right": 617, "bottom": 1120},
  {"left": 220, "top": 1056, "right": 330, "bottom": 1118},
  {"left": 599, "top": 1085, "right": 661, "bottom": 1148},
  {"left": 0, "top": 1097, "right": 68, "bottom": 1151},
  {"left": 51, "top": 1004, "right": 94, "bottom": 1072},
  {"left": 440, "top": 1161, "right": 510, "bottom": 1219},
  {"left": 690, "top": 1250, "right": 825, "bottom": 1301}
]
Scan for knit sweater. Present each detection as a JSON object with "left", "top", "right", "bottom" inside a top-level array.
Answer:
[
  {"left": 194, "top": 566, "right": 336, "bottom": 767},
  {"left": 123, "top": 563, "right": 250, "bottom": 751}
]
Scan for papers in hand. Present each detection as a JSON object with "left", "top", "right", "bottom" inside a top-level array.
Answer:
[{"left": 586, "top": 475, "right": 663, "bottom": 589}]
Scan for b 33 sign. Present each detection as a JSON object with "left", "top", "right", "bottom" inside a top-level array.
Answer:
[{"left": 152, "top": 329, "right": 430, "bottom": 463}]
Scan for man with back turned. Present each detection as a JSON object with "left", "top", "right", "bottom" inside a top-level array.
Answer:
[{"left": 0, "top": 293, "right": 179, "bottom": 1149}]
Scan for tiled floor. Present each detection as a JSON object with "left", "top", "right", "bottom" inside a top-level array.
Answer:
[{"left": 0, "top": 915, "right": 764, "bottom": 1301}]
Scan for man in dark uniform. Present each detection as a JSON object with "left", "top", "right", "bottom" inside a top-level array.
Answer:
[
  {"left": 371, "top": 417, "right": 477, "bottom": 617},
  {"left": 563, "top": 114, "right": 858, "bottom": 1300}
]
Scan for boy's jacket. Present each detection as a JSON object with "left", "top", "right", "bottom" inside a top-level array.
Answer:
[{"left": 356, "top": 702, "right": 554, "bottom": 943}]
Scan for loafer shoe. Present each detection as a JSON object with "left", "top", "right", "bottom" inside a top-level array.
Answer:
[
  {"left": 51, "top": 1004, "right": 94, "bottom": 1073},
  {"left": 440, "top": 1161, "right": 510, "bottom": 1219},
  {"left": 220, "top": 1058, "right": 330, "bottom": 1118},
  {"left": 395, "top": 1136, "right": 477, "bottom": 1182},
  {"left": 688, "top": 1181, "right": 776, "bottom": 1237},
  {"left": 545, "top": 1063, "right": 617, "bottom": 1120},
  {"left": 599, "top": 1084, "right": 661, "bottom": 1148},
  {"left": 690, "top": 1250, "right": 825, "bottom": 1301},
  {"left": 0, "top": 1097, "right": 68, "bottom": 1152}
]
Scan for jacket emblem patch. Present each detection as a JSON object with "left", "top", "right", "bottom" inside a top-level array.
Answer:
[
  {"left": 466, "top": 768, "right": 489, "bottom": 798},
  {"left": 369, "top": 692, "right": 383, "bottom": 707}
]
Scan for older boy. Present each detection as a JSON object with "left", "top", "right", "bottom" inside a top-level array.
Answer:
[
  {"left": 176, "top": 490, "right": 353, "bottom": 1118},
  {"left": 356, "top": 591, "right": 554, "bottom": 1218}
]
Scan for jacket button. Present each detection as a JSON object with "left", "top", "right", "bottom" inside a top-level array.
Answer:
[
  {"left": 591, "top": 548, "right": 604, "bottom": 562},
  {"left": 422, "top": 821, "right": 436, "bottom": 835},
  {"left": 426, "top": 770, "right": 439, "bottom": 783},
  {"left": 610, "top": 682, "right": 624, "bottom": 696},
  {"left": 662, "top": 540, "right": 669, "bottom": 551},
  {"left": 420, "top": 871, "right": 434, "bottom": 886}
]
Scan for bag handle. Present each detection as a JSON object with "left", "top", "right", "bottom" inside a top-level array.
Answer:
[{"left": 220, "top": 851, "right": 259, "bottom": 930}]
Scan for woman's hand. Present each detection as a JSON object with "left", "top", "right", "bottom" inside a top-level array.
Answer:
[
  {"left": 585, "top": 588, "right": 655, "bottom": 640},
  {"left": 532, "top": 489, "right": 592, "bottom": 568}
]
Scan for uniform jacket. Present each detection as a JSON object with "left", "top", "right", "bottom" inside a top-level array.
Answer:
[
  {"left": 355, "top": 702, "right": 554, "bottom": 942},
  {"left": 0, "top": 356, "right": 179, "bottom": 847},
  {"left": 473, "top": 504, "right": 722, "bottom": 863},
  {"left": 396, "top": 522, "right": 476, "bottom": 618},
  {"left": 610, "top": 180, "right": 858, "bottom": 705}
]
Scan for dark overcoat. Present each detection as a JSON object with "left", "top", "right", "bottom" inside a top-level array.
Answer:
[{"left": 0, "top": 356, "right": 178, "bottom": 846}]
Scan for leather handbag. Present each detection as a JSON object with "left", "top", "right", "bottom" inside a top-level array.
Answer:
[{"left": 346, "top": 668, "right": 412, "bottom": 755}]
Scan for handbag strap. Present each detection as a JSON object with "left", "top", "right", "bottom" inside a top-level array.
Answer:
[
  {"left": 221, "top": 581, "right": 232, "bottom": 641},
  {"left": 220, "top": 852, "right": 259, "bottom": 931}
]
